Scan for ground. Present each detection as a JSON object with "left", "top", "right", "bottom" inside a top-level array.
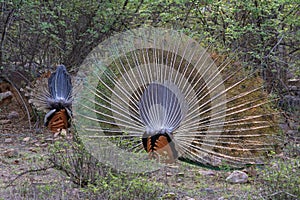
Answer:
[{"left": 0, "top": 81, "right": 299, "bottom": 200}]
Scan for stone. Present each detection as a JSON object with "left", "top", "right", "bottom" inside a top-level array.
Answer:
[
  {"left": 7, "top": 111, "right": 19, "bottom": 119},
  {"left": 225, "top": 170, "right": 248, "bottom": 184},
  {"left": 200, "top": 188, "right": 215, "bottom": 194},
  {"left": 4, "top": 138, "right": 13, "bottom": 144},
  {"left": 166, "top": 172, "right": 173, "bottom": 176},
  {"left": 3, "top": 148, "right": 18, "bottom": 158},
  {"left": 0, "top": 120, "right": 11, "bottom": 124},
  {"left": 183, "top": 196, "right": 195, "bottom": 200},
  {"left": 177, "top": 178, "right": 182, "bottom": 182},
  {"left": 0, "top": 91, "right": 12, "bottom": 101},
  {"left": 28, "top": 147, "right": 38, "bottom": 153},
  {"left": 40, "top": 143, "right": 48, "bottom": 147},
  {"left": 162, "top": 192, "right": 177, "bottom": 200},
  {"left": 198, "top": 169, "right": 216, "bottom": 176},
  {"left": 289, "top": 85, "right": 298, "bottom": 91},
  {"left": 176, "top": 172, "right": 184, "bottom": 177},
  {"left": 22, "top": 137, "right": 30, "bottom": 142}
]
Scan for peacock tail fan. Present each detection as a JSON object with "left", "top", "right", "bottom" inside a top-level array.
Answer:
[
  {"left": 74, "top": 27, "right": 279, "bottom": 170},
  {"left": 24, "top": 69, "right": 52, "bottom": 113}
]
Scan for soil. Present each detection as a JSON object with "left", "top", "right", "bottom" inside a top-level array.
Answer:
[
  {"left": 0, "top": 81, "right": 298, "bottom": 200},
  {"left": 0, "top": 80, "right": 77, "bottom": 199}
]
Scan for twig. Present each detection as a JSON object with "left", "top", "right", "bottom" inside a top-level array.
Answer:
[
  {"left": 283, "top": 191, "right": 298, "bottom": 198},
  {"left": 265, "top": 35, "right": 284, "bottom": 58},
  {"left": 11, "top": 70, "right": 31, "bottom": 84},
  {"left": 5, "top": 165, "right": 55, "bottom": 188},
  {"left": 268, "top": 191, "right": 298, "bottom": 199}
]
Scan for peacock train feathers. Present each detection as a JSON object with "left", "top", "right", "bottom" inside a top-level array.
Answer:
[{"left": 74, "top": 27, "right": 278, "bottom": 170}]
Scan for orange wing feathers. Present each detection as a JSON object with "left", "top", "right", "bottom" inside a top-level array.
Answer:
[
  {"left": 47, "top": 109, "right": 69, "bottom": 133},
  {"left": 144, "top": 134, "right": 178, "bottom": 164}
]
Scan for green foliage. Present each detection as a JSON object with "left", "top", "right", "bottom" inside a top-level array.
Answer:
[
  {"left": 1, "top": 0, "right": 298, "bottom": 91},
  {"left": 1, "top": 0, "right": 138, "bottom": 69},
  {"left": 258, "top": 157, "right": 300, "bottom": 199},
  {"left": 81, "top": 172, "right": 163, "bottom": 200},
  {"left": 48, "top": 135, "right": 163, "bottom": 199}
]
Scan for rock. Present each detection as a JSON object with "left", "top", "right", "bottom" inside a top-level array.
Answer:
[
  {"left": 71, "top": 188, "right": 80, "bottom": 197},
  {"left": 35, "top": 128, "right": 43, "bottom": 134},
  {"left": 53, "top": 132, "right": 60, "bottom": 138},
  {"left": 45, "top": 138, "right": 54, "bottom": 142},
  {"left": 34, "top": 143, "right": 41, "bottom": 147},
  {"left": 287, "top": 130, "right": 295, "bottom": 135},
  {"left": 40, "top": 143, "right": 48, "bottom": 147},
  {"left": 0, "top": 91, "right": 12, "bottom": 101},
  {"left": 3, "top": 148, "right": 18, "bottom": 158},
  {"left": 183, "top": 196, "right": 195, "bottom": 200},
  {"left": 288, "top": 78, "right": 300, "bottom": 87},
  {"left": 28, "top": 147, "right": 38, "bottom": 153},
  {"left": 13, "top": 159, "right": 20, "bottom": 164},
  {"left": 30, "top": 139, "right": 38, "bottom": 144},
  {"left": 198, "top": 169, "right": 216, "bottom": 176},
  {"left": 60, "top": 129, "right": 67, "bottom": 136},
  {"left": 242, "top": 166, "right": 257, "bottom": 177},
  {"left": 275, "top": 152, "right": 285, "bottom": 159},
  {"left": 22, "top": 137, "right": 31, "bottom": 142},
  {"left": 176, "top": 172, "right": 184, "bottom": 177},
  {"left": 162, "top": 192, "right": 177, "bottom": 200},
  {"left": 0, "top": 119, "right": 11, "bottom": 124},
  {"left": 289, "top": 85, "right": 298, "bottom": 91},
  {"left": 4, "top": 138, "right": 13, "bottom": 144},
  {"left": 225, "top": 170, "right": 248, "bottom": 184},
  {"left": 278, "top": 123, "right": 289, "bottom": 131},
  {"left": 168, "top": 165, "right": 179, "bottom": 169},
  {"left": 166, "top": 172, "right": 173, "bottom": 176},
  {"left": 203, "top": 188, "right": 214, "bottom": 194},
  {"left": 7, "top": 111, "right": 19, "bottom": 119},
  {"left": 177, "top": 178, "right": 182, "bottom": 182}
]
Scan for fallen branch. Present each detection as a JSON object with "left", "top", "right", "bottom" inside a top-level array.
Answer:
[{"left": 5, "top": 164, "right": 55, "bottom": 188}]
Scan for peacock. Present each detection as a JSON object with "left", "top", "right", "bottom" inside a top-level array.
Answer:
[
  {"left": 73, "top": 27, "right": 277, "bottom": 172},
  {"left": 25, "top": 65, "right": 74, "bottom": 133},
  {"left": 25, "top": 27, "right": 277, "bottom": 171}
]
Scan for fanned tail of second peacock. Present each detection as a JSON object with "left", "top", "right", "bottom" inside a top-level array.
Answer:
[{"left": 74, "top": 27, "right": 278, "bottom": 170}]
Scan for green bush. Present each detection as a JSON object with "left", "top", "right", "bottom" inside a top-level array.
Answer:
[{"left": 257, "top": 150, "right": 300, "bottom": 199}]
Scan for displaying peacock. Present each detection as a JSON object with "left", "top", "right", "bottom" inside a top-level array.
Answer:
[
  {"left": 25, "top": 65, "right": 74, "bottom": 133},
  {"left": 25, "top": 27, "right": 277, "bottom": 172},
  {"left": 73, "top": 27, "right": 277, "bottom": 172}
]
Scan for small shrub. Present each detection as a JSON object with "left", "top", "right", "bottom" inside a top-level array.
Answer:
[
  {"left": 257, "top": 151, "right": 300, "bottom": 199},
  {"left": 48, "top": 134, "right": 163, "bottom": 199}
]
